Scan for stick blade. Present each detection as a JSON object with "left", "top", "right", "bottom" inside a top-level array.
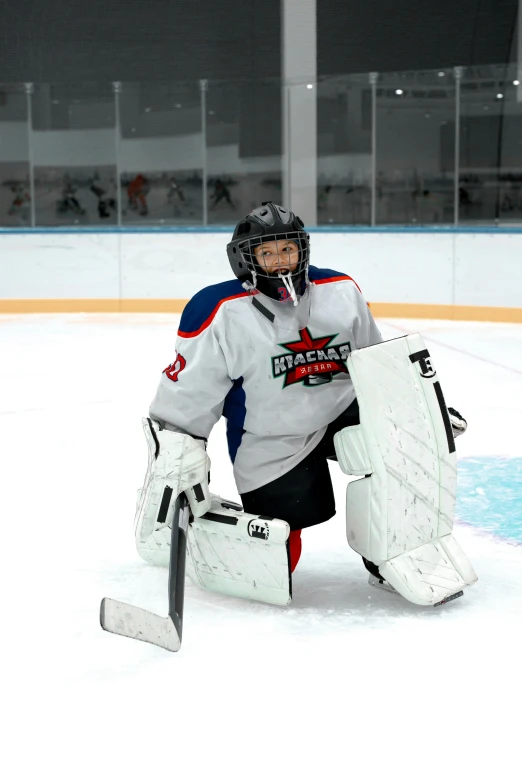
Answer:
[{"left": 100, "top": 597, "right": 181, "bottom": 652}]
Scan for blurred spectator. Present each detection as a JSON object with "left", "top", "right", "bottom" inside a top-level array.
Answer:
[
  {"left": 211, "top": 178, "right": 235, "bottom": 209},
  {"left": 167, "top": 177, "right": 186, "bottom": 205},
  {"left": 459, "top": 186, "right": 472, "bottom": 206},
  {"left": 57, "top": 176, "right": 85, "bottom": 216},
  {"left": 318, "top": 185, "right": 331, "bottom": 210},
  {"left": 90, "top": 172, "right": 117, "bottom": 219},
  {"left": 127, "top": 173, "right": 149, "bottom": 216},
  {"left": 8, "top": 182, "right": 30, "bottom": 221}
]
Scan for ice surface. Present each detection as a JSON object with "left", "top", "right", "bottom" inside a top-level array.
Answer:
[{"left": 1, "top": 313, "right": 521, "bottom": 782}]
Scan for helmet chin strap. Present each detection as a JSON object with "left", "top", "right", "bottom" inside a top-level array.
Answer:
[
  {"left": 241, "top": 269, "right": 258, "bottom": 293},
  {"left": 279, "top": 271, "right": 298, "bottom": 305},
  {"left": 241, "top": 265, "right": 302, "bottom": 307}
]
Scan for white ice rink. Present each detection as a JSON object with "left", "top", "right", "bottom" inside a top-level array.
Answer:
[{"left": 2, "top": 313, "right": 521, "bottom": 782}]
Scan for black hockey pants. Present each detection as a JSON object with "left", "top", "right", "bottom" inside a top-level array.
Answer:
[{"left": 240, "top": 398, "right": 360, "bottom": 531}]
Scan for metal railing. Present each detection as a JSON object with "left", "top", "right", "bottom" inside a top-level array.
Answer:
[{"left": 0, "top": 62, "right": 521, "bottom": 229}]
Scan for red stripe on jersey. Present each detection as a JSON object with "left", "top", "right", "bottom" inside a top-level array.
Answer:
[
  {"left": 313, "top": 275, "right": 362, "bottom": 293},
  {"left": 177, "top": 291, "right": 251, "bottom": 338}
]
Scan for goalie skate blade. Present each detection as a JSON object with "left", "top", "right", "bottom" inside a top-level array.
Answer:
[
  {"left": 368, "top": 575, "right": 398, "bottom": 595},
  {"left": 100, "top": 597, "right": 181, "bottom": 652},
  {"left": 433, "top": 590, "right": 464, "bottom": 608}
]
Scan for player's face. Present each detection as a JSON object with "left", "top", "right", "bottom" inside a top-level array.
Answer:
[{"left": 254, "top": 239, "right": 299, "bottom": 275}]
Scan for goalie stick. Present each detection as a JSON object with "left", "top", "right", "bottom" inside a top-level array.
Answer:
[{"left": 100, "top": 493, "right": 190, "bottom": 652}]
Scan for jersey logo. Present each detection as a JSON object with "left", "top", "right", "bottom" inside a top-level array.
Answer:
[
  {"left": 163, "top": 353, "right": 186, "bottom": 382},
  {"left": 271, "top": 328, "right": 351, "bottom": 388}
]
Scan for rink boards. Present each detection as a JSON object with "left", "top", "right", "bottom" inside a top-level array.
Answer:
[{"left": 1, "top": 228, "right": 522, "bottom": 321}]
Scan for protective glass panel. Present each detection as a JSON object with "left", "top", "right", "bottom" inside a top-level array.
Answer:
[
  {"left": 317, "top": 73, "right": 372, "bottom": 225},
  {"left": 376, "top": 69, "right": 456, "bottom": 225},
  {"left": 459, "top": 64, "right": 522, "bottom": 224},
  {"left": 206, "top": 80, "right": 282, "bottom": 224},
  {"left": 119, "top": 81, "right": 203, "bottom": 225},
  {"left": 0, "top": 83, "right": 31, "bottom": 227},
  {"left": 32, "top": 83, "right": 117, "bottom": 226}
]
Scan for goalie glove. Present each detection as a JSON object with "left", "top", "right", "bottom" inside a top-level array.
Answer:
[
  {"left": 448, "top": 406, "right": 467, "bottom": 438},
  {"left": 135, "top": 418, "right": 211, "bottom": 545}
]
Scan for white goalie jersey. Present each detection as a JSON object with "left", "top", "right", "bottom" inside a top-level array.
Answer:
[{"left": 149, "top": 266, "right": 382, "bottom": 494}]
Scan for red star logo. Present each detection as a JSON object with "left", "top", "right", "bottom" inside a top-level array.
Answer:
[
  {"left": 281, "top": 327, "right": 336, "bottom": 355},
  {"left": 275, "top": 328, "right": 350, "bottom": 387}
]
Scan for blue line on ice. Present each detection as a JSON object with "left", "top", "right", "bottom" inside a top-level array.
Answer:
[{"left": 457, "top": 457, "right": 522, "bottom": 544}]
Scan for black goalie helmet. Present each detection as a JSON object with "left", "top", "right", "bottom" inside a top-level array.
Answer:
[{"left": 226, "top": 202, "right": 310, "bottom": 304}]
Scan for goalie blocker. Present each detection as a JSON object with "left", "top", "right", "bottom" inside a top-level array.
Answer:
[{"left": 334, "top": 333, "right": 477, "bottom": 606}]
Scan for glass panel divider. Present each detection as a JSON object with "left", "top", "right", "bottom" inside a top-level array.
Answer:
[
  {"left": 113, "top": 81, "right": 122, "bottom": 228},
  {"left": 200, "top": 79, "right": 208, "bottom": 226},
  {"left": 370, "top": 72, "right": 378, "bottom": 227},
  {"left": 24, "top": 82, "right": 35, "bottom": 228},
  {"left": 454, "top": 66, "right": 462, "bottom": 226}
]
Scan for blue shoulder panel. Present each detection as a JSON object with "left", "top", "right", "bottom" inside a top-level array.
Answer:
[
  {"left": 178, "top": 279, "right": 246, "bottom": 337},
  {"left": 223, "top": 377, "right": 247, "bottom": 464},
  {"left": 308, "top": 265, "right": 349, "bottom": 281}
]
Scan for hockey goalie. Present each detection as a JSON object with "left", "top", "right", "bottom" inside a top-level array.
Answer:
[{"left": 132, "top": 202, "right": 477, "bottom": 611}]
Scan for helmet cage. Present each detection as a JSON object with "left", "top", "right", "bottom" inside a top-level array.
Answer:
[
  {"left": 226, "top": 202, "right": 310, "bottom": 304},
  {"left": 236, "top": 230, "right": 310, "bottom": 303}
]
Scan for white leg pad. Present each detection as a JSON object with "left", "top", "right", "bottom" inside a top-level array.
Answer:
[
  {"left": 335, "top": 334, "right": 478, "bottom": 606},
  {"left": 136, "top": 495, "right": 292, "bottom": 606},
  {"left": 187, "top": 497, "right": 291, "bottom": 606},
  {"left": 380, "top": 534, "right": 478, "bottom": 606}
]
